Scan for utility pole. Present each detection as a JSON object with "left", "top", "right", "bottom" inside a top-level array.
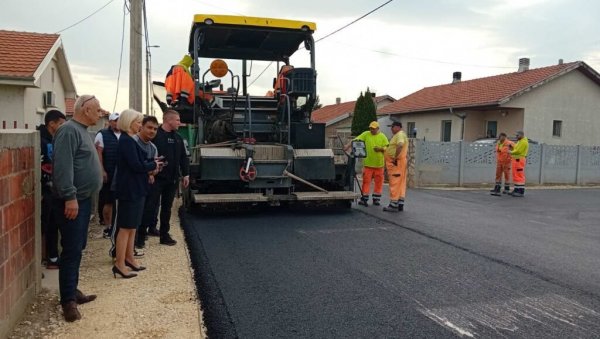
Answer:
[
  {"left": 129, "top": 0, "right": 142, "bottom": 112},
  {"left": 146, "top": 45, "right": 159, "bottom": 116}
]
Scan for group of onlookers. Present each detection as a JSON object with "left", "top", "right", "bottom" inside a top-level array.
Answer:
[{"left": 39, "top": 95, "right": 189, "bottom": 322}]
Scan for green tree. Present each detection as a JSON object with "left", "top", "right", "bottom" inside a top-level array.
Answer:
[
  {"left": 313, "top": 95, "right": 323, "bottom": 110},
  {"left": 351, "top": 88, "right": 377, "bottom": 136}
]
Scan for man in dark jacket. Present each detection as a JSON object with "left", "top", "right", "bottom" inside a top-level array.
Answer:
[
  {"left": 39, "top": 110, "right": 66, "bottom": 269},
  {"left": 95, "top": 112, "right": 121, "bottom": 237},
  {"left": 142, "top": 110, "right": 190, "bottom": 246}
]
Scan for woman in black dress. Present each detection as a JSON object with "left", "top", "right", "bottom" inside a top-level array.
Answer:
[{"left": 113, "top": 109, "right": 161, "bottom": 278}]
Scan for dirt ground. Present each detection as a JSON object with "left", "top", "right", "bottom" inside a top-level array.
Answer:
[{"left": 8, "top": 201, "right": 206, "bottom": 339}]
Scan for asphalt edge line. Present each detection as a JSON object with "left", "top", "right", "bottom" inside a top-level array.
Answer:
[{"left": 179, "top": 207, "right": 240, "bottom": 339}]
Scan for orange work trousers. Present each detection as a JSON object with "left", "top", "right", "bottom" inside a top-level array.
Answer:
[
  {"left": 361, "top": 166, "right": 384, "bottom": 197},
  {"left": 511, "top": 157, "right": 526, "bottom": 185},
  {"left": 495, "top": 161, "right": 511, "bottom": 184},
  {"left": 385, "top": 155, "right": 407, "bottom": 200}
]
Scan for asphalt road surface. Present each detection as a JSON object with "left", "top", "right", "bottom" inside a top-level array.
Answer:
[{"left": 181, "top": 188, "right": 600, "bottom": 338}]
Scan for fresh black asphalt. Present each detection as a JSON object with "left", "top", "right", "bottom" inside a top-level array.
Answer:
[{"left": 181, "top": 188, "right": 600, "bottom": 338}]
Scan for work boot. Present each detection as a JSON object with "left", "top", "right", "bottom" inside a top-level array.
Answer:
[
  {"left": 490, "top": 184, "right": 501, "bottom": 196},
  {"left": 502, "top": 186, "right": 511, "bottom": 194},
  {"left": 62, "top": 301, "right": 81, "bottom": 322},
  {"left": 372, "top": 194, "right": 382, "bottom": 206},
  {"left": 511, "top": 188, "right": 524, "bottom": 197},
  {"left": 357, "top": 196, "right": 369, "bottom": 207},
  {"left": 383, "top": 201, "right": 399, "bottom": 212}
]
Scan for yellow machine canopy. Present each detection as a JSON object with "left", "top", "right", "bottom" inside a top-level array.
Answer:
[{"left": 189, "top": 14, "right": 317, "bottom": 62}]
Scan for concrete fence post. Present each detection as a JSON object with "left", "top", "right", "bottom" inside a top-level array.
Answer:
[
  {"left": 539, "top": 143, "right": 545, "bottom": 185},
  {"left": 458, "top": 141, "right": 464, "bottom": 187},
  {"left": 410, "top": 139, "right": 419, "bottom": 188},
  {"left": 575, "top": 145, "right": 582, "bottom": 185}
]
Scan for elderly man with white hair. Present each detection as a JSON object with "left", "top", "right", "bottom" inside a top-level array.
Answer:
[{"left": 52, "top": 94, "right": 104, "bottom": 322}]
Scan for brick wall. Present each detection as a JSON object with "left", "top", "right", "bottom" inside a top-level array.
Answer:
[{"left": 0, "top": 130, "right": 41, "bottom": 338}]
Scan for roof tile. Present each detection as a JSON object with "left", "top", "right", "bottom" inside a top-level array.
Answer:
[
  {"left": 379, "top": 62, "right": 580, "bottom": 114},
  {"left": 0, "top": 30, "right": 59, "bottom": 78},
  {"left": 312, "top": 96, "right": 393, "bottom": 123}
]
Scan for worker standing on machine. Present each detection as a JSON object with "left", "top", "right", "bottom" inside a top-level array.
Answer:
[{"left": 165, "top": 54, "right": 195, "bottom": 107}]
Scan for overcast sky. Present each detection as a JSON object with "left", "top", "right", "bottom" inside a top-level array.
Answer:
[{"left": 2, "top": 0, "right": 599, "bottom": 118}]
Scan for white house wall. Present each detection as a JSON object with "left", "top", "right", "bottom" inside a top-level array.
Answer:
[
  {"left": 464, "top": 109, "right": 524, "bottom": 140},
  {"left": 24, "top": 59, "right": 67, "bottom": 128},
  {"left": 393, "top": 111, "right": 462, "bottom": 141},
  {"left": 507, "top": 70, "right": 600, "bottom": 145},
  {"left": 0, "top": 85, "right": 25, "bottom": 129}
]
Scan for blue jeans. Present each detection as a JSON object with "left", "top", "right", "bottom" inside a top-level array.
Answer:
[{"left": 54, "top": 197, "right": 92, "bottom": 304}]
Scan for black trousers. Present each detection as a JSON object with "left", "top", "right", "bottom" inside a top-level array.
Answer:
[
  {"left": 141, "top": 178, "right": 178, "bottom": 238},
  {"left": 41, "top": 189, "right": 59, "bottom": 259}
]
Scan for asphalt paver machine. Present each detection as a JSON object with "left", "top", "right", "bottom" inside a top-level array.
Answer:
[{"left": 155, "top": 14, "right": 359, "bottom": 211}]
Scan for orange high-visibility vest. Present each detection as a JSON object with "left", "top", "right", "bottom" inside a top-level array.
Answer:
[
  {"left": 165, "top": 65, "right": 195, "bottom": 105},
  {"left": 496, "top": 140, "right": 513, "bottom": 163},
  {"left": 274, "top": 65, "right": 293, "bottom": 95}
]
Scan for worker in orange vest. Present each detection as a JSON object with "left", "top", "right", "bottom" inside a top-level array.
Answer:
[
  {"left": 165, "top": 55, "right": 195, "bottom": 107},
  {"left": 383, "top": 121, "right": 409, "bottom": 212},
  {"left": 490, "top": 132, "right": 514, "bottom": 196},
  {"left": 273, "top": 64, "right": 294, "bottom": 96}
]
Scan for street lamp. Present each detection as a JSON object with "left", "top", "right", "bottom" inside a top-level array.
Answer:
[{"left": 146, "top": 45, "right": 160, "bottom": 116}]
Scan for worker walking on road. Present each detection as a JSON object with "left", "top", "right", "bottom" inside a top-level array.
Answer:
[
  {"left": 490, "top": 132, "right": 514, "bottom": 196},
  {"left": 509, "top": 130, "right": 529, "bottom": 197},
  {"left": 344, "top": 121, "right": 389, "bottom": 206},
  {"left": 383, "top": 121, "right": 408, "bottom": 212}
]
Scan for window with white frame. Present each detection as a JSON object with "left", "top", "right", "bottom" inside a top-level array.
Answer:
[{"left": 552, "top": 120, "right": 562, "bottom": 137}]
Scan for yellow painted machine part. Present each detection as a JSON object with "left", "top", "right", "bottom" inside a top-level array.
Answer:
[{"left": 193, "top": 14, "right": 316, "bottom": 31}]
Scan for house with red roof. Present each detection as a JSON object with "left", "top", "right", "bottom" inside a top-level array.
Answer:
[
  {"left": 0, "top": 30, "right": 77, "bottom": 129},
  {"left": 378, "top": 58, "right": 600, "bottom": 145},
  {"left": 312, "top": 94, "right": 395, "bottom": 142}
]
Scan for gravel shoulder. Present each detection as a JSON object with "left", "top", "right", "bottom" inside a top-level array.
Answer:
[{"left": 9, "top": 200, "right": 205, "bottom": 339}]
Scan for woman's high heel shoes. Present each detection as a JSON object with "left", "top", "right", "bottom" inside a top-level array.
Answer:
[
  {"left": 125, "top": 261, "right": 146, "bottom": 272},
  {"left": 112, "top": 266, "right": 137, "bottom": 279}
]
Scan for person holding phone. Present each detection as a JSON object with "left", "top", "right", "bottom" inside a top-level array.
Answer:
[
  {"left": 142, "top": 109, "right": 190, "bottom": 246},
  {"left": 134, "top": 116, "right": 161, "bottom": 250}
]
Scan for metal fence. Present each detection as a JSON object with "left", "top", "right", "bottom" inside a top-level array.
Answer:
[{"left": 414, "top": 140, "right": 600, "bottom": 186}]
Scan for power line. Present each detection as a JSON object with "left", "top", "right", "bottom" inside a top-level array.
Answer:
[
  {"left": 113, "top": 0, "right": 128, "bottom": 111},
  {"left": 55, "top": 0, "right": 117, "bottom": 34},
  {"left": 330, "top": 41, "right": 515, "bottom": 69},
  {"left": 248, "top": 0, "right": 394, "bottom": 88},
  {"left": 315, "top": 0, "right": 394, "bottom": 43}
]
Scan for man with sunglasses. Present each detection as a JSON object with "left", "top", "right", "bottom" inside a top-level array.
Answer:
[{"left": 52, "top": 94, "right": 103, "bottom": 322}]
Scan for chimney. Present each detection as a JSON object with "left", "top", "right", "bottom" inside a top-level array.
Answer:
[
  {"left": 518, "top": 58, "right": 530, "bottom": 72},
  {"left": 335, "top": 97, "right": 341, "bottom": 105},
  {"left": 452, "top": 71, "right": 462, "bottom": 83},
  {"left": 558, "top": 59, "right": 564, "bottom": 65}
]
